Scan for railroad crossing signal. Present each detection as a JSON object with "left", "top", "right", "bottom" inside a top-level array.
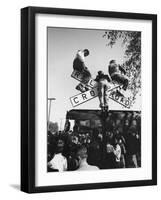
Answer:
[{"left": 70, "top": 70, "right": 132, "bottom": 108}]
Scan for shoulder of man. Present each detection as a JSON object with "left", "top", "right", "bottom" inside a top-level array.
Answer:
[
  {"left": 76, "top": 50, "right": 85, "bottom": 61},
  {"left": 86, "top": 164, "right": 100, "bottom": 170},
  {"left": 76, "top": 49, "right": 83, "bottom": 56},
  {"left": 89, "top": 165, "right": 100, "bottom": 170}
]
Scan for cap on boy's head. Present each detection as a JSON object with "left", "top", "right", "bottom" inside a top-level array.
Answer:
[{"left": 83, "top": 49, "right": 90, "bottom": 56}]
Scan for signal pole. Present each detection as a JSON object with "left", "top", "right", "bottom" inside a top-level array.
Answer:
[
  {"left": 100, "top": 109, "right": 109, "bottom": 163},
  {"left": 48, "top": 98, "right": 56, "bottom": 130}
]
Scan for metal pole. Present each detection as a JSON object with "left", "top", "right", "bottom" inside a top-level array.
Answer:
[
  {"left": 60, "top": 118, "right": 63, "bottom": 131},
  {"left": 101, "top": 110, "right": 108, "bottom": 163},
  {"left": 48, "top": 100, "right": 52, "bottom": 123},
  {"left": 48, "top": 98, "right": 56, "bottom": 130}
]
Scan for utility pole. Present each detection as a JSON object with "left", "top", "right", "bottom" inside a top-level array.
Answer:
[
  {"left": 48, "top": 98, "right": 56, "bottom": 130},
  {"left": 100, "top": 109, "right": 109, "bottom": 163}
]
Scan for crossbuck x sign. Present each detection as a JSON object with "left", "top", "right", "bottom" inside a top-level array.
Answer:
[{"left": 70, "top": 70, "right": 132, "bottom": 109}]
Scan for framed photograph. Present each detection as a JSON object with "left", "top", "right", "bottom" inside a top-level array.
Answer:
[{"left": 21, "top": 6, "right": 157, "bottom": 193}]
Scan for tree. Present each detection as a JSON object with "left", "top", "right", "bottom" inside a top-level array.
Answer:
[{"left": 103, "top": 30, "right": 141, "bottom": 102}]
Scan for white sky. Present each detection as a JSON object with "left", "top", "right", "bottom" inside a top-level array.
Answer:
[{"left": 48, "top": 27, "right": 141, "bottom": 128}]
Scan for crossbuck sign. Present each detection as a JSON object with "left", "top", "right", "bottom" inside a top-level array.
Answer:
[{"left": 70, "top": 70, "right": 132, "bottom": 109}]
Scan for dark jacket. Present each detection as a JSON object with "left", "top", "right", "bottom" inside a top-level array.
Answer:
[{"left": 109, "top": 64, "right": 126, "bottom": 77}]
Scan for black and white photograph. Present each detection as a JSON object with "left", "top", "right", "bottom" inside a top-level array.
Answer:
[
  {"left": 47, "top": 27, "right": 141, "bottom": 172},
  {"left": 20, "top": 7, "right": 157, "bottom": 193}
]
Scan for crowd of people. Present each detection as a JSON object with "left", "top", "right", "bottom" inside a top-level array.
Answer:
[{"left": 47, "top": 111, "right": 141, "bottom": 172}]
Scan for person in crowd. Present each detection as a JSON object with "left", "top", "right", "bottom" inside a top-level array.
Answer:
[
  {"left": 123, "top": 118, "right": 130, "bottom": 133},
  {"left": 101, "top": 142, "right": 116, "bottom": 169},
  {"left": 87, "top": 129, "right": 102, "bottom": 168},
  {"left": 113, "top": 137, "right": 122, "bottom": 168},
  {"left": 95, "top": 71, "right": 111, "bottom": 110},
  {"left": 73, "top": 49, "right": 91, "bottom": 92},
  {"left": 106, "top": 131, "right": 115, "bottom": 145},
  {"left": 67, "top": 145, "right": 80, "bottom": 171},
  {"left": 114, "top": 130, "right": 126, "bottom": 168},
  {"left": 48, "top": 139, "right": 67, "bottom": 172},
  {"left": 126, "top": 127, "right": 140, "bottom": 168},
  {"left": 47, "top": 130, "right": 58, "bottom": 162},
  {"left": 73, "top": 122, "right": 79, "bottom": 133},
  {"left": 67, "top": 155, "right": 80, "bottom": 171},
  {"left": 47, "top": 111, "right": 141, "bottom": 171},
  {"left": 76, "top": 145, "right": 100, "bottom": 171},
  {"left": 64, "top": 119, "right": 71, "bottom": 132},
  {"left": 102, "top": 130, "right": 123, "bottom": 169},
  {"left": 108, "top": 60, "right": 129, "bottom": 90}
]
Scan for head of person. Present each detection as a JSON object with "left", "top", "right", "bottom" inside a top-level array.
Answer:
[
  {"left": 128, "top": 127, "right": 137, "bottom": 137},
  {"left": 56, "top": 139, "right": 65, "bottom": 153},
  {"left": 87, "top": 138, "right": 91, "bottom": 144},
  {"left": 83, "top": 49, "right": 90, "bottom": 57},
  {"left": 109, "top": 59, "right": 116, "bottom": 65},
  {"left": 72, "top": 136, "right": 78, "bottom": 144},
  {"left": 116, "top": 119, "right": 121, "bottom": 126},
  {"left": 124, "top": 119, "right": 129, "bottom": 127},
  {"left": 76, "top": 145, "right": 88, "bottom": 160},
  {"left": 131, "top": 119, "right": 137, "bottom": 127},
  {"left": 107, "top": 131, "right": 114, "bottom": 139},
  {"left": 106, "top": 143, "right": 114, "bottom": 153},
  {"left": 115, "top": 129, "right": 120, "bottom": 136},
  {"left": 98, "top": 71, "right": 104, "bottom": 76},
  {"left": 98, "top": 133, "right": 103, "bottom": 141}
]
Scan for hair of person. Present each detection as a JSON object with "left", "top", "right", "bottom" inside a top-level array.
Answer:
[
  {"left": 109, "top": 59, "right": 116, "bottom": 64},
  {"left": 76, "top": 145, "right": 88, "bottom": 159},
  {"left": 98, "top": 70, "right": 104, "bottom": 75}
]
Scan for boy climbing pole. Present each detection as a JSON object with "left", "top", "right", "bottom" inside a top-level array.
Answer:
[
  {"left": 95, "top": 71, "right": 111, "bottom": 111},
  {"left": 73, "top": 49, "right": 91, "bottom": 92}
]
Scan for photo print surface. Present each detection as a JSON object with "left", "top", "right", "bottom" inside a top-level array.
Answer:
[{"left": 47, "top": 27, "right": 141, "bottom": 173}]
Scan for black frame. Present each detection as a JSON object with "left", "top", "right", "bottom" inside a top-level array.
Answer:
[{"left": 21, "top": 6, "right": 157, "bottom": 193}]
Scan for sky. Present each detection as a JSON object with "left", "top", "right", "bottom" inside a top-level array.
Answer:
[{"left": 47, "top": 27, "right": 141, "bottom": 129}]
